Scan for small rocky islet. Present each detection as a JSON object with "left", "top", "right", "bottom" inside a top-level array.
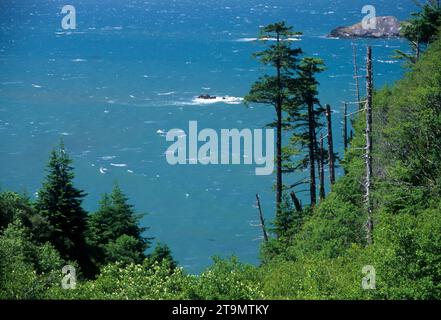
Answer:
[{"left": 328, "top": 16, "right": 402, "bottom": 38}]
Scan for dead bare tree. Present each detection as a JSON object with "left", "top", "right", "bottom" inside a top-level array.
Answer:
[
  {"left": 255, "top": 194, "right": 269, "bottom": 242},
  {"left": 326, "top": 104, "right": 335, "bottom": 188},
  {"left": 353, "top": 44, "right": 363, "bottom": 110},
  {"left": 343, "top": 102, "right": 348, "bottom": 150},
  {"left": 365, "top": 46, "right": 374, "bottom": 245},
  {"left": 289, "top": 191, "right": 303, "bottom": 212},
  {"left": 319, "top": 133, "right": 326, "bottom": 200}
]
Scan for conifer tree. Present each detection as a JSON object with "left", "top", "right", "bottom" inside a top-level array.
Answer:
[
  {"left": 148, "top": 242, "right": 178, "bottom": 270},
  {"left": 245, "top": 22, "right": 302, "bottom": 214},
  {"left": 396, "top": 1, "right": 441, "bottom": 63},
  {"left": 87, "top": 184, "right": 151, "bottom": 266},
  {"left": 35, "top": 142, "right": 92, "bottom": 275},
  {"left": 285, "top": 57, "right": 326, "bottom": 206}
]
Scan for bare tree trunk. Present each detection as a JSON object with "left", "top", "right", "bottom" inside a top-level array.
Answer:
[
  {"left": 290, "top": 191, "right": 302, "bottom": 213},
  {"left": 343, "top": 102, "right": 348, "bottom": 150},
  {"left": 319, "top": 133, "right": 325, "bottom": 201},
  {"left": 353, "top": 44, "right": 362, "bottom": 110},
  {"left": 276, "top": 105, "right": 282, "bottom": 213},
  {"left": 275, "top": 33, "right": 283, "bottom": 214},
  {"left": 326, "top": 104, "right": 335, "bottom": 188},
  {"left": 255, "top": 194, "right": 269, "bottom": 242},
  {"left": 307, "top": 100, "right": 317, "bottom": 206},
  {"left": 416, "top": 40, "right": 420, "bottom": 62},
  {"left": 365, "top": 46, "right": 374, "bottom": 245}
]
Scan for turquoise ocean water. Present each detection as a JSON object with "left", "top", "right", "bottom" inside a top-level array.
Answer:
[{"left": 0, "top": 0, "right": 415, "bottom": 273}]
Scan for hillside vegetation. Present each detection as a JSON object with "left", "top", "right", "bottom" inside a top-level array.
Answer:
[{"left": 1, "top": 7, "right": 441, "bottom": 300}]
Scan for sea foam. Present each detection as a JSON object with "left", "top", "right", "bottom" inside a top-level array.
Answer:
[{"left": 190, "top": 96, "right": 244, "bottom": 105}]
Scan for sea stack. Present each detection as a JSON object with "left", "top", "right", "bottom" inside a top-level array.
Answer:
[{"left": 329, "top": 16, "right": 402, "bottom": 38}]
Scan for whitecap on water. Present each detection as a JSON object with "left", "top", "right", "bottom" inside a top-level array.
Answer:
[
  {"left": 190, "top": 96, "right": 244, "bottom": 105},
  {"left": 1, "top": 81, "right": 23, "bottom": 85},
  {"left": 101, "top": 155, "right": 116, "bottom": 160},
  {"left": 157, "top": 91, "right": 176, "bottom": 96},
  {"left": 235, "top": 37, "right": 301, "bottom": 42},
  {"left": 377, "top": 59, "right": 398, "bottom": 64},
  {"left": 110, "top": 163, "right": 127, "bottom": 167}
]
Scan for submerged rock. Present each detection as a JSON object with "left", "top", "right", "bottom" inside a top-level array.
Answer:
[
  {"left": 329, "top": 16, "right": 402, "bottom": 39},
  {"left": 197, "top": 94, "right": 217, "bottom": 99}
]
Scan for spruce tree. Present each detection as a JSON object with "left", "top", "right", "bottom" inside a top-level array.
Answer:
[
  {"left": 285, "top": 57, "right": 326, "bottom": 206},
  {"left": 87, "top": 184, "right": 151, "bottom": 266},
  {"left": 35, "top": 142, "right": 92, "bottom": 275},
  {"left": 245, "top": 22, "right": 302, "bottom": 214},
  {"left": 148, "top": 242, "right": 178, "bottom": 270},
  {"left": 396, "top": 1, "right": 441, "bottom": 63}
]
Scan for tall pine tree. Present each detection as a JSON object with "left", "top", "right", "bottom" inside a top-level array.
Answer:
[
  {"left": 35, "top": 142, "right": 92, "bottom": 275},
  {"left": 87, "top": 184, "right": 151, "bottom": 266},
  {"left": 285, "top": 57, "right": 326, "bottom": 206},
  {"left": 245, "top": 22, "right": 302, "bottom": 214},
  {"left": 396, "top": 1, "right": 441, "bottom": 63}
]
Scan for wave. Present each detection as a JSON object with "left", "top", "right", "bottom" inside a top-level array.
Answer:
[
  {"left": 157, "top": 91, "right": 176, "bottom": 96},
  {"left": 188, "top": 96, "right": 244, "bottom": 105},
  {"left": 377, "top": 59, "right": 398, "bottom": 64},
  {"left": 235, "top": 37, "right": 301, "bottom": 42},
  {"left": 110, "top": 163, "right": 127, "bottom": 167},
  {"left": 1, "top": 81, "right": 23, "bottom": 85},
  {"left": 157, "top": 129, "right": 168, "bottom": 137},
  {"left": 101, "top": 156, "right": 116, "bottom": 160}
]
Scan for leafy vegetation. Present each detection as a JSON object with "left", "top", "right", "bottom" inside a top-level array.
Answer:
[{"left": 1, "top": 3, "right": 440, "bottom": 300}]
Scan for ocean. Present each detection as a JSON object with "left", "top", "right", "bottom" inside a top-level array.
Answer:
[{"left": 0, "top": 0, "right": 415, "bottom": 273}]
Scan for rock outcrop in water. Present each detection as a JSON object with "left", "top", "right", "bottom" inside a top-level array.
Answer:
[
  {"left": 197, "top": 94, "right": 217, "bottom": 99},
  {"left": 329, "top": 16, "right": 402, "bottom": 38}
]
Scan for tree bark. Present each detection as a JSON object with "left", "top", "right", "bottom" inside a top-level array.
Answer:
[
  {"left": 343, "top": 102, "right": 348, "bottom": 150},
  {"left": 290, "top": 191, "right": 302, "bottom": 213},
  {"left": 307, "top": 99, "right": 317, "bottom": 206},
  {"left": 319, "top": 133, "right": 326, "bottom": 201},
  {"left": 275, "top": 32, "right": 283, "bottom": 214},
  {"left": 255, "top": 194, "right": 269, "bottom": 242},
  {"left": 416, "top": 40, "right": 420, "bottom": 62},
  {"left": 365, "top": 46, "right": 374, "bottom": 245},
  {"left": 326, "top": 104, "right": 335, "bottom": 188},
  {"left": 353, "top": 44, "right": 363, "bottom": 110}
]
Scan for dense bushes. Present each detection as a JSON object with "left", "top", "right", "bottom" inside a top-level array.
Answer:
[{"left": 257, "top": 28, "right": 441, "bottom": 300}]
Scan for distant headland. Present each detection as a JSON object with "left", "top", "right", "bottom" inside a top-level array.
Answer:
[{"left": 329, "top": 16, "right": 402, "bottom": 39}]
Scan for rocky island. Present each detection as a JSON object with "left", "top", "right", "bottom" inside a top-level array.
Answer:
[{"left": 329, "top": 16, "right": 402, "bottom": 38}]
